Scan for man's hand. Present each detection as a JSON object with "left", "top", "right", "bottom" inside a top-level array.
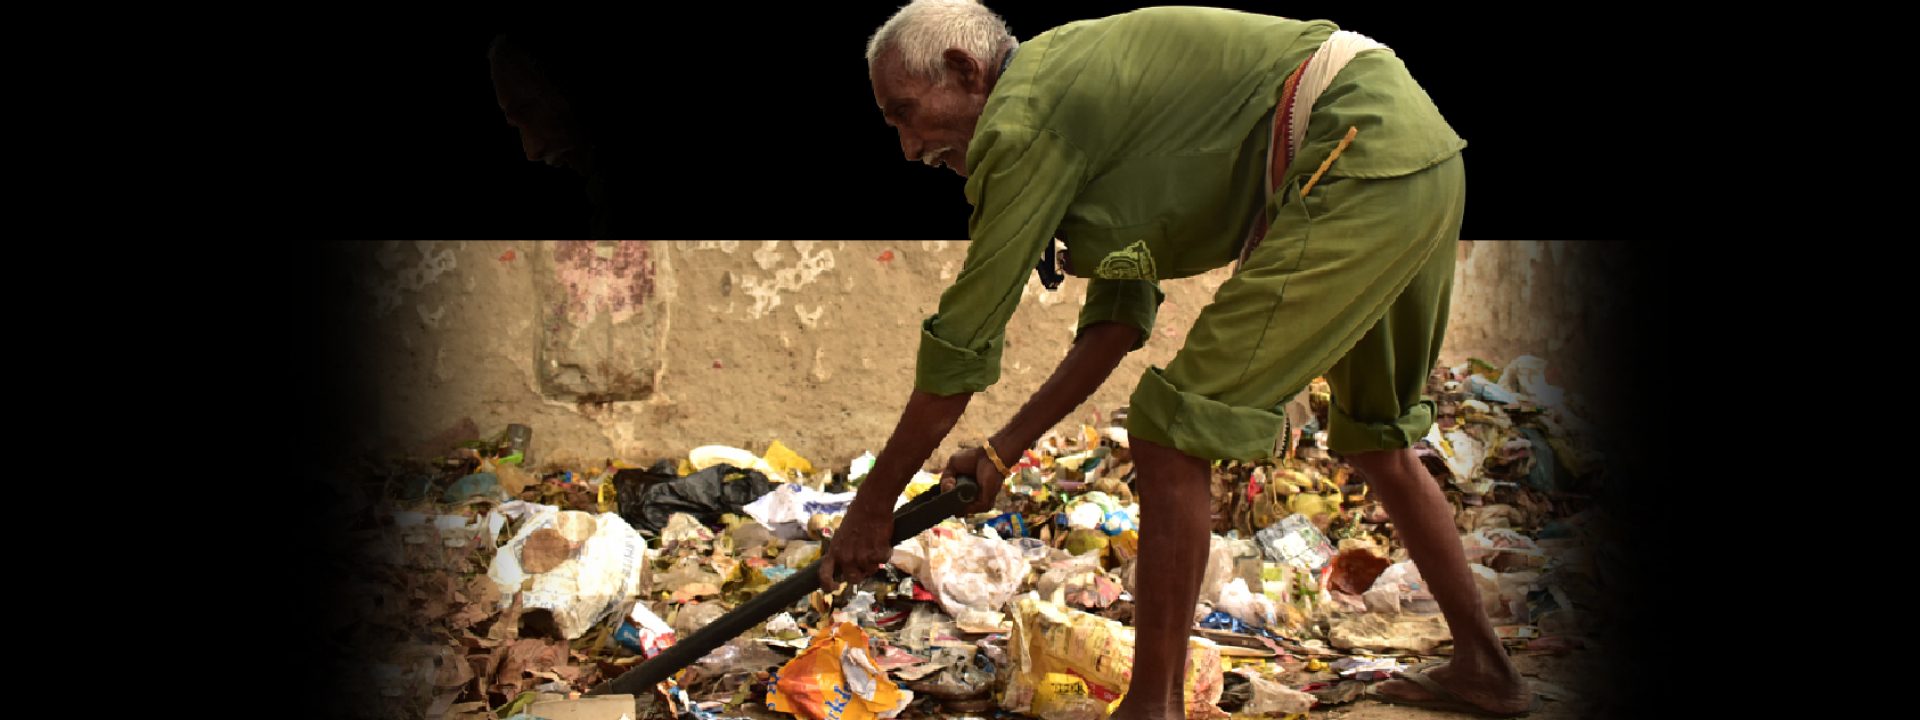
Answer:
[
  {"left": 942, "top": 446, "right": 1005, "bottom": 516},
  {"left": 818, "top": 502, "right": 896, "bottom": 589}
]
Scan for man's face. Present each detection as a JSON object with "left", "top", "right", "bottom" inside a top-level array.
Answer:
[
  {"left": 491, "top": 50, "right": 585, "bottom": 171},
  {"left": 872, "top": 48, "right": 993, "bottom": 177}
]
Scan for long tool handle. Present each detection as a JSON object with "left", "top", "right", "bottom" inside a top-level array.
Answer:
[{"left": 588, "top": 476, "right": 980, "bottom": 697}]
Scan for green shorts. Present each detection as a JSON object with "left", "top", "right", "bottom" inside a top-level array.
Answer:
[{"left": 1126, "top": 152, "right": 1465, "bottom": 461}]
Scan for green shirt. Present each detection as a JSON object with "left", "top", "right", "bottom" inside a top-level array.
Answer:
[{"left": 914, "top": 7, "right": 1465, "bottom": 396}]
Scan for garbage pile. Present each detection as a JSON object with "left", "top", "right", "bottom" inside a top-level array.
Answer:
[{"left": 351, "top": 355, "right": 1607, "bottom": 719}]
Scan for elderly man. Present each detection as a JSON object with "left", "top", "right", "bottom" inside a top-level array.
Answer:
[
  {"left": 488, "top": 34, "right": 641, "bottom": 239},
  {"left": 818, "top": 2, "right": 1533, "bottom": 717}
]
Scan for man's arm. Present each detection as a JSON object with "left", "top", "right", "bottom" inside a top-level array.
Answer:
[
  {"left": 986, "top": 321, "right": 1141, "bottom": 466},
  {"left": 847, "top": 389, "right": 972, "bottom": 516},
  {"left": 823, "top": 125, "right": 1086, "bottom": 586}
]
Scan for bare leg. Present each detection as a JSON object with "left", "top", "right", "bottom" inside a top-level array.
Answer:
[
  {"left": 1347, "top": 448, "right": 1532, "bottom": 714},
  {"left": 1108, "top": 437, "right": 1212, "bottom": 720}
]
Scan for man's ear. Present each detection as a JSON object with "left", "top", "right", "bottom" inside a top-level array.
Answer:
[{"left": 943, "top": 48, "right": 987, "bottom": 92}]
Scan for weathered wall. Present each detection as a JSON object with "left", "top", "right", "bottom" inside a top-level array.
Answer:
[
  {"left": 340, "top": 240, "right": 1616, "bottom": 470},
  {"left": 1441, "top": 240, "right": 1628, "bottom": 401}
]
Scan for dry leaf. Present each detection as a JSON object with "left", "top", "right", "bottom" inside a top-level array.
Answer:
[
  {"left": 427, "top": 691, "right": 461, "bottom": 718},
  {"left": 434, "top": 646, "right": 475, "bottom": 687},
  {"left": 444, "top": 701, "right": 491, "bottom": 720}
]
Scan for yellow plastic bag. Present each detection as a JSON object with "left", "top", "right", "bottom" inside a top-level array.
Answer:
[
  {"left": 763, "top": 440, "right": 815, "bottom": 477},
  {"left": 902, "top": 472, "right": 940, "bottom": 500},
  {"left": 1004, "top": 596, "right": 1227, "bottom": 719},
  {"left": 767, "top": 622, "right": 908, "bottom": 720},
  {"left": 1032, "top": 672, "right": 1105, "bottom": 720}
]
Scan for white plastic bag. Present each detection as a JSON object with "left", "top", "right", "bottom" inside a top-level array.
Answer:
[
  {"left": 1500, "top": 355, "right": 1565, "bottom": 408},
  {"left": 1216, "top": 577, "right": 1279, "bottom": 628},
  {"left": 743, "top": 483, "right": 857, "bottom": 540},
  {"left": 1364, "top": 560, "right": 1501, "bottom": 617},
  {"left": 889, "top": 524, "right": 1030, "bottom": 619},
  {"left": 486, "top": 503, "right": 648, "bottom": 638}
]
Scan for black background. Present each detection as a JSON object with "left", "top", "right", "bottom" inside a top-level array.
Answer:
[
  {"left": 319, "top": 2, "right": 1623, "bottom": 240},
  {"left": 290, "top": 4, "right": 1686, "bottom": 717}
]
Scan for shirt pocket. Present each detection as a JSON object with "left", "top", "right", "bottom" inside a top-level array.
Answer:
[{"left": 1060, "top": 218, "right": 1169, "bottom": 282}]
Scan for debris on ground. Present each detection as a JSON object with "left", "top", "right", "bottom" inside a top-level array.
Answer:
[{"left": 344, "top": 354, "right": 1615, "bottom": 718}]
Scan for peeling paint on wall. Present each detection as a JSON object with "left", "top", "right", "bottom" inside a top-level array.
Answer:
[
  {"left": 739, "top": 242, "right": 837, "bottom": 320},
  {"left": 370, "top": 241, "right": 458, "bottom": 318},
  {"left": 551, "top": 241, "right": 658, "bottom": 325}
]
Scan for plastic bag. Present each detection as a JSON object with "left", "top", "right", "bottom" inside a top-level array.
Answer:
[
  {"left": 1064, "top": 492, "right": 1120, "bottom": 530},
  {"left": 442, "top": 471, "right": 505, "bottom": 503},
  {"left": 767, "top": 622, "right": 911, "bottom": 720},
  {"left": 1254, "top": 514, "right": 1336, "bottom": 577},
  {"left": 1035, "top": 552, "right": 1103, "bottom": 597},
  {"left": 615, "top": 463, "right": 777, "bottom": 535},
  {"left": 1462, "top": 528, "right": 1548, "bottom": 572},
  {"left": 1364, "top": 560, "right": 1501, "bottom": 616},
  {"left": 1002, "top": 594, "right": 1226, "bottom": 720},
  {"left": 766, "top": 612, "right": 806, "bottom": 641},
  {"left": 1029, "top": 673, "right": 1106, "bottom": 720},
  {"left": 689, "top": 445, "right": 770, "bottom": 473},
  {"left": 889, "top": 524, "right": 1030, "bottom": 619},
  {"left": 1215, "top": 578, "right": 1278, "bottom": 628},
  {"left": 849, "top": 452, "right": 877, "bottom": 481},
  {"left": 1036, "top": 552, "right": 1121, "bottom": 610},
  {"left": 1193, "top": 536, "right": 1263, "bottom": 618},
  {"left": 761, "top": 440, "right": 815, "bottom": 478},
  {"left": 485, "top": 505, "right": 647, "bottom": 639},
  {"left": 745, "top": 484, "right": 857, "bottom": 540},
  {"left": 1500, "top": 355, "right": 1565, "bottom": 408},
  {"left": 672, "top": 601, "right": 729, "bottom": 637},
  {"left": 1364, "top": 560, "right": 1436, "bottom": 614},
  {"left": 1011, "top": 537, "right": 1053, "bottom": 565}
]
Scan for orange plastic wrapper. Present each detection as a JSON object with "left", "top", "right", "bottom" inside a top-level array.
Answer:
[{"left": 767, "top": 621, "right": 911, "bottom": 720}]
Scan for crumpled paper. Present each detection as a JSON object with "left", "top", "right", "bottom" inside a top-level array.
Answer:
[{"left": 485, "top": 502, "right": 647, "bottom": 638}]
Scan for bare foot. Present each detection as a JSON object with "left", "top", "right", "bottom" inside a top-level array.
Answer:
[
  {"left": 1375, "top": 661, "right": 1533, "bottom": 716},
  {"left": 1107, "top": 695, "right": 1182, "bottom": 720}
]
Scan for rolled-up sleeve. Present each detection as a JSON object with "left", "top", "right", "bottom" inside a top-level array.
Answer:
[
  {"left": 915, "top": 125, "right": 1088, "bottom": 395},
  {"left": 1076, "top": 278, "right": 1163, "bottom": 350}
]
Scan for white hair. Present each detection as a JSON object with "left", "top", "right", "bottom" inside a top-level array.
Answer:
[{"left": 866, "top": 0, "right": 1018, "bottom": 82}]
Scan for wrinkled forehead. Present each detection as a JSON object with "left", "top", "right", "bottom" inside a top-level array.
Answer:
[{"left": 870, "top": 48, "right": 933, "bottom": 104}]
